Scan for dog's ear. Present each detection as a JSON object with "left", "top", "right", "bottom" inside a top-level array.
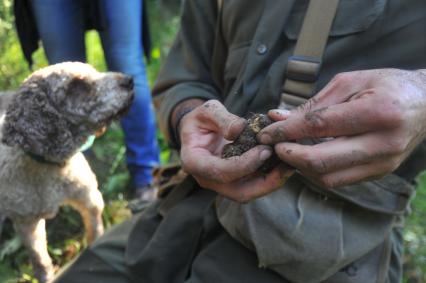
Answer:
[
  {"left": 65, "top": 77, "right": 95, "bottom": 105},
  {"left": 2, "top": 82, "right": 47, "bottom": 149},
  {"left": 61, "top": 77, "right": 97, "bottom": 120},
  {"left": 1, "top": 80, "right": 78, "bottom": 161},
  {"left": 67, "top": 77, "right": 92, "bottom": 96}
]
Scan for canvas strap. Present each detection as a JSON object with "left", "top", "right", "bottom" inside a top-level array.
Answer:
[
  {"left": 280, "top": 0, "right": 340, "bottom": 108},
  {"left": 217, "top": 0, "right": 223, "bottom": 11}
]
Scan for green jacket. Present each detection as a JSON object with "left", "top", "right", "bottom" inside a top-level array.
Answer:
[{"left": 153, "top": 0, "right": 426, "bottom": 282}]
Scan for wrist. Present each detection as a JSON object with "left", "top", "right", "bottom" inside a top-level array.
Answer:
[{"left": 171, "top": 99, "right": 205, "bottom": 147}]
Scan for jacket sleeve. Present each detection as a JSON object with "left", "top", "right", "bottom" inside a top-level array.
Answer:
[{"left": 152, "top": 0, "right": 221, "bottom": 147}]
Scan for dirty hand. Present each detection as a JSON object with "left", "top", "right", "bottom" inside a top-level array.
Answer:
[
  {"left": 176, "top": 99, "right": 291, "bottom": 202},
  {"left": 258, "top": 69, "right": 426, "bottom": 188}
]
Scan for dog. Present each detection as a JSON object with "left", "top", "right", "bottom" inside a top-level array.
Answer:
[{"left": 0, "top": 62, "right": 134, "bottom": 282}]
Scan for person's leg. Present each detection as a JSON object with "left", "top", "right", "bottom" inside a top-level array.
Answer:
[
  {"left": 53, "top": 200, "right": 162, "bottom": 283},
  {"left": 53, "top": 218, "right": 136, "bottom": 283},
  {"left": 185, "top": 207, "right": 288, "bottom": 283},
  {"left": 99, "top": 0, "right": 160, "bottom": 198},
  {"left": 52, "top": 185, "right": 286, "bottom": 283},
  {"left": 30, "top": 0, "right": 86, "bottom": 63}
]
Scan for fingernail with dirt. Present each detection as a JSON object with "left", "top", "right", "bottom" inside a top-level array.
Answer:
[{"left": 260, "top": 148, "right": 272, "bottom": 161}]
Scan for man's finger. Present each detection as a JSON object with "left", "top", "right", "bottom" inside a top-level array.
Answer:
[
  {"left": 181, "top": 145, "right": 273, "bottom": 183},
  {"left": 294, "top": 70, "right": 381, "bottom": 115},
  {"left": 267, "top": 109, "right": 291, "bottom": 121},
  {"left": 229, "top": 164, "right": 294, "bottom": 202},
  {"left": 300, "top": 71, "right": 372, "bottom": 110},
  {"left": 198, "top": 100, "right": 246, "bottom": 140},
  {"left": 258, "top": 93, "right": 400, "bottom": 144},
  {"left": 303, "top": 161, "right": 396, "bottom": 189},
  {"left": 196, "top": 164, "right": 294, "bottom": 203},
  {"left": 274, "top": 133, "right": 396, "bottom": 174}
]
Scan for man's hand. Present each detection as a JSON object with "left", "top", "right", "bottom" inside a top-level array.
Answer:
[
  {"left": 258, "top": 69, "right": 426, "bottom": 188},
  {"left": 177, "top": 99, "right": 292, "bottom": 202}
]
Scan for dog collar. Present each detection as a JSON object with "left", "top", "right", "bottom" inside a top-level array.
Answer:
[
  {"left": 25, "top": 152, "right": 64, "bottom": 166},
  {"left": 25, "top": 135, "right": 96, "bottom": 166}
]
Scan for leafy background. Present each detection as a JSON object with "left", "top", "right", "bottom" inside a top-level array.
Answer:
[{"left": 0, "top": 0, "right": 425, "bottom": 282}]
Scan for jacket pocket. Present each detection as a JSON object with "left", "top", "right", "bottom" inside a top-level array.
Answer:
[
  {"left": 216, "top": 175, "right": 396, "bottom": 283},
  {"left": 284, "top": 0, "right": 387, "bottom": 40}
]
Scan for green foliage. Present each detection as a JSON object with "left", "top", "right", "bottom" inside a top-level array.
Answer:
[
  {"left": 0, "top": 236, "right": 21, "bottom": 261},
  {"left": 0, "top": 0, "right": 31, "bottom": 89},
  {"left": 404, "top": 172, "right": 426, "bottom": 282}
]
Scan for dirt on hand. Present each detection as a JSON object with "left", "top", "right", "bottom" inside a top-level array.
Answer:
[{"left": 222, "top": 113, "right": 279, "bottom": 172}]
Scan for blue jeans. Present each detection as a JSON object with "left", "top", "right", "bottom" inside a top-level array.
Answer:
[{"left": 31, "top": 0, "right": 160, "bottom": 188}]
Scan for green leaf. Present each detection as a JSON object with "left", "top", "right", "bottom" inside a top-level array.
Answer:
[
  {"left": 0, "top": 263, "right": 17, "bottom": 283},
  {"left": 0, "top": 236, "right": 22, "bottom": 261}
]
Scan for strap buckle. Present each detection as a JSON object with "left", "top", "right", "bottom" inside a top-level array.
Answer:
[{"left": 286, "top": 55, "right": 322, "bottom": 83}]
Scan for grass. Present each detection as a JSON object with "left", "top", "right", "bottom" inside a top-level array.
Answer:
[{"left": 404, "top": 172, "right": 426, "bottom": 281}]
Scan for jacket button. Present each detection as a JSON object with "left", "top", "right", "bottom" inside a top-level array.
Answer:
[{"left": 256, "top": 44, "right": 268, "bottom": 55}]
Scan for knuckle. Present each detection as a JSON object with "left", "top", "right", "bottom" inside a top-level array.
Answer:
[
  {"left": 297, "top": 97, "right": 319, "bottom": 113},
  {"left": 385, "top": 138, "right": 408, "bottom": 155},
  {"left": 271, "top": 124, "right": 288, "bottom": 141},
  {"left": 303, "top": 155, "right": 316, "bottom": 171},
  {"left": 384, "top": 158, "right": 401, "bottom": 173},
  {"left": 301, "top": 152, "right": 325, "bottom": 173},
  {"left": 314, "top": 175, "right": 343, "bottom": 189},
  {"left": 331, "top": 72, "right": 352, "bottom": 86},
  {"left": 304, "top": 110, "right": 328, "bottom": 136},
  {"left": 329, "top": 73, "right": 350, "bottom": 88},
  {"left": 378, "top": 100, "right": 405, "bottom": 127},
  {"left": 308, "top": 158, "right": 329, "bottom": 174},
  {"left": 318, "top": 176, "right": 337, "bottom": 189}
]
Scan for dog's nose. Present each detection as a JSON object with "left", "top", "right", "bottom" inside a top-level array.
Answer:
[{"left": 120, "top": 76, "right": 134, "bottom": 90}]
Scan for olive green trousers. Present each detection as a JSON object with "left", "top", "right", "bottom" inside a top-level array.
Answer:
[
  {"left": 53, "top": 189, "right": 290, "bottom": 283},
  {"left": 53, "top": 185, "right": 403, "bottom": 283}
]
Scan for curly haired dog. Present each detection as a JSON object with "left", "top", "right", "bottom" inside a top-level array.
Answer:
[{"left": 0, "top": 62, "right": 134, "bottom": 282}]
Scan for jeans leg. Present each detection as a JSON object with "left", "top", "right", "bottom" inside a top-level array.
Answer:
[
  {"left": 99, "top": 0, "right": 160, "bottom": 188},
  {"left": 30, "top": 0, "right": 86, "bottom": 63}
]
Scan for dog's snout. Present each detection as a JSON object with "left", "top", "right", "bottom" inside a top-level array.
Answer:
[{"left": 120, "top": 76, "right": 134, "bottom": 90}]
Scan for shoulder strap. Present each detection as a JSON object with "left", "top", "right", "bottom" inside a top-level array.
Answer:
[
  {"left": 217, "top": 0, "right": 223, "bottom": 11},
  {"left": 280, "top": 0, "right": 340, "bottom": 108}
]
